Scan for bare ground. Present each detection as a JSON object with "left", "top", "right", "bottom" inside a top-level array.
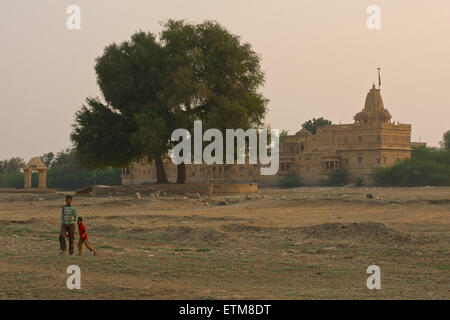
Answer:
[{"left": 0, "top": 186, "right": 449, "bottom": 299}]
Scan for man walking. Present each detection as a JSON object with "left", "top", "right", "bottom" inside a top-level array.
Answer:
[{"left": 59, "top": 195, "right": 78, "bottom": 255}]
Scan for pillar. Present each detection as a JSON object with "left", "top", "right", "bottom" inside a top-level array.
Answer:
[
  {"left": 38, "top": 169, "right": 47, "bottom": 189},
  {"left": 24, "top": 169, "right": 32, "bottom": 188}
]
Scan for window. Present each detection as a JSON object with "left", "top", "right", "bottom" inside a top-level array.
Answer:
[
  {"left": 358, "top": 136, "right": 362, "bottom": 143},
  {"left": 358, "top": 156, "right": 362, "bottom": 165},
  {"left": 377, "top": 159, "right": 381, "bottom": 165},
  {"left": 301, "top": 144, "right": 304, "bottom": 152}
]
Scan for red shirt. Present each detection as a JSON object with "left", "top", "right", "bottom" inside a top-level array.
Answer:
[{"left": 78, "top": 223, "right": 88, "bottom": 240}]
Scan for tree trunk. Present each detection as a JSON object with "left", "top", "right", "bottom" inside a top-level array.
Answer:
[
  {"left": 155, "top": 156, "right": 168, "bottom": 184},
  {"left": 176, "top": 163, "right": 186, "bottom": 184}
]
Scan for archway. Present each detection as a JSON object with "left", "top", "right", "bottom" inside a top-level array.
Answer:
[{"left": 23, "top": 157, "right": 48, "bottom": 189}]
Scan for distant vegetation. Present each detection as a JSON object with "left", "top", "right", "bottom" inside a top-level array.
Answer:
[
  {"left": 355, "top": 176, "right": 364, "bottom": 187},
  {"left": 0, "top": 150, "right": 121, "bottom": 190},
  {"left": 441, "top": 130, "right": 450, "bottom": 149},
  {"left": 322, "top": 168, "right": 349, "bottom": 186},
  {"left": 279, "top": 173, "right": 302, "bottom": 188},
  {"left": 371, "top": 146, "right": 450, "bottom": 186},
  {"left": 302, "top": 117, "right": 332, "bottom": 134}
]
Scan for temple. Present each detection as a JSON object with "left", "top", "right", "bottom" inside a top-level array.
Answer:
[
  {"left": 279, "top": 84, "right": 412, "bottom": 184},
  {"left": 121, "top": 83, "right": 414, "bottom": 185}
]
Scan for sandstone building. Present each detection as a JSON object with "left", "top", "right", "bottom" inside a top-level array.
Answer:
[
  {"left": 279, "top": 84, "right": 412, "bottom": 184},
  {"left": 121, "top": 84, "right": 413, "bottom": 186}
]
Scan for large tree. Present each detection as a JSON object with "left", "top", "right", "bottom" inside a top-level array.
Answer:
[{"left": 72, "top": 20, "right": 267, "bottom": 184}]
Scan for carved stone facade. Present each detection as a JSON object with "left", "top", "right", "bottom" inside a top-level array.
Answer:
[
  {"left": 279, "top": 84, "right": 412, "bottom": 184},
  {"left": 121, "top": 85, "right": 414, "bottom": 186}
]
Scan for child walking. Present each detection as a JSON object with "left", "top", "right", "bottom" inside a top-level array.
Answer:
[
  {"left": 77, "top": 217, "right": 97, "bottom": 256},
  {"left": 59, "top": 195, "right": 77, "bottom": 255}
]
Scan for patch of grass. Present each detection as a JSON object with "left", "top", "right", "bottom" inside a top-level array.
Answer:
[
  {"left": 12, "top": 227, "right": 32, "bottom": 232},
  {"left": 433, "top": 265, "right": 450, "bottom": 270},
  {"left": 0, "top": 226, "right": 14, "bottom": 237},
  {"left": 382, "top": 248, "right": 407, "bottom": 256},
  {"left": 97, "top": 244, "right": 122, "bottom": 251},
  {"left": 196, "top": 248, "right": 211, "bottom": 252},
  {"left": 173, "top": 248, "right": 191, "bottom": 252}
]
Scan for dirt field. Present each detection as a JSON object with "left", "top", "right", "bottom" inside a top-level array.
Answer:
[{"left": 0, "top": 186, "right": 449, "bottom": 299}]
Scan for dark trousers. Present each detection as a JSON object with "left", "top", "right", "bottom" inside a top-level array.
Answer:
[{"left": 59, "top": 224, "right": 76, "bottom": 254}]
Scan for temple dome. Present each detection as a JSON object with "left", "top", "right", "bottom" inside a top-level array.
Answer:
[
  {"left": 364, "top": 84, "right": 385, "bottom": 113},
  {"left": 354, "top": 84, "right": 392, "bottom": 124},
  {"left": 24, "top": 157, "right": 47, "bottom": 170}
]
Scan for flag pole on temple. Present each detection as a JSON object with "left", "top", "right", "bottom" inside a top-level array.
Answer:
[{"left": 377, "top": 67, "right": 381, "bottom": 89}]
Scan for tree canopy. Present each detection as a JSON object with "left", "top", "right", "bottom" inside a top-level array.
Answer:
[
  {"left": 0, "top": 157, "right": 25, "bottom": 174},
  {"left": 441, "top": 130, "right": 450, "bottom": 149},
  {"left": 301, "top": 117, "right": 332, "bottom": 134}
]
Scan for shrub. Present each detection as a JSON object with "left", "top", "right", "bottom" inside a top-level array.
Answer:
[
  {"left": 371, "top": 146, "right": 450, "bottom": 186},
  {"left": 47, "top": 168, "right": 121, "bottom": 190},
  {"left": 0, "top": 172, "right": 24, "bottom": 189},
  {"left": 279, "top": 174, "right": 302, "bottom": 188},
  {"left": 355, "top": 176, "right": 364, "bottom": 186},
  {"left": 323, "top": 169, "right": 349, "bottom": 186}
]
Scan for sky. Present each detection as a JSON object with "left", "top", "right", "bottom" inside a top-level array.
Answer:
[{"left": 1, "top": 0, "right": 449, "bottom": 160}]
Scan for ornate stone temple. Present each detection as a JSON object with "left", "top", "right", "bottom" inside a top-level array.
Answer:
[
  {"left": 279, "top": 84, "right": 412, "bottom": 184},
  {"left": 121, "top": 83, "right": 414, "bottom": 186},
  {"left": 23, "top": 157, "right": 48, "bottom": 189}
]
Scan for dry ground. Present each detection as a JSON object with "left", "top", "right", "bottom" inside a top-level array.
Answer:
[{"left": 0, "top": 186, "right": 449, "bottom": 299}]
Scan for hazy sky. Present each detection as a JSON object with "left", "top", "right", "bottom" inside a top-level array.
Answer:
[{"left": 1, "top": 0, "right": 449, "bottom": 160}]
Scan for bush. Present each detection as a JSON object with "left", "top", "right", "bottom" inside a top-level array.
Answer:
[
  {"left": 0, "top": 172, "right": 24, "bottom": 189},
  {"left": 279, "top": 174, "right": 302, "bottom": 188},
  {"left": 355, "top": 176, "right": 364, "bottom": 186},
  {"left": 47, "top": 169, "right": 121, "bottom": 190},
  {"left": 323, "top": 169, "right": 349, "bottom": 186},
  {"left": 371, "top": 147, "right": 450, "bottom": 186}
]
